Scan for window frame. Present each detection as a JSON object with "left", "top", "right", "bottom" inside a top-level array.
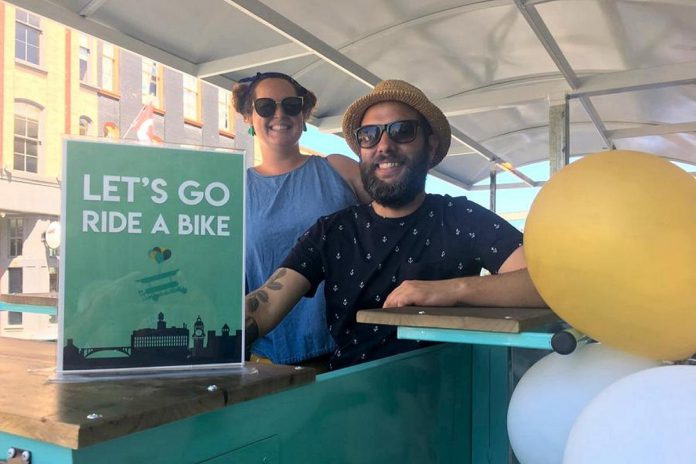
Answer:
[
  {"left": 7, "top": 311, "right": 24, "bottom": 326},
  {"left": 79, "top": 115, "right": 92, "bottom": 136},
  {"left": 15, "top": 10, "right": 42, "bottom": 66},
  {"left": 218, "top": 89, "right": 235, "bottom": 135},
  {"left": 142, "top": 60, "right": 164, "bottom": 110},
  {"left": 183, "top": 74, "right": 201, "bottom": 123},
  {"left": 78, "top": 34, "right": 98, "bottom": 84},
  {"left": 13, "top": 101, "right": 42, "bottom": 174},
  {"left": 100, "top": 42, "right": 119, "bottom": 93},
  {"left": 9, "top": 218, "right": 24, "bottom": 258}
]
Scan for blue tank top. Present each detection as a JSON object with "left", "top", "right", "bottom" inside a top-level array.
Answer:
[{"left": 246, "top": 155, "right": 358, "bottom": 363}]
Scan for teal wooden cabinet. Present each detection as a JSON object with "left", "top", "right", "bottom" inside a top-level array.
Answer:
[
  {"left": 200, "top": 436, "right": 279, "bottom": 464},
  {"left": 0, "top": 341, "right": 473, "bottom": 464}
]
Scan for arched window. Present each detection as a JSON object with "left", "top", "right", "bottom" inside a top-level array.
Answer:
[
  {"left": 14, "top": 101, "right": 43, "bottom": 173},
  {"left": 79, "top": 116, "right": 92, "bottom": 136}
]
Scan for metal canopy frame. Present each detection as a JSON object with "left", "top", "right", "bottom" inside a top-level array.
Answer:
[{"left": 8, "top": 0, "right": 696, "bottom": 189}]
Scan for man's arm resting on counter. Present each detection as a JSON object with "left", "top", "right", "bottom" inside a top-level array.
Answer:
[
  {"left": 382, "top": 247, "right": 547, "bottom": 308},
  {"left": 245, "top": 267, "right": 311, "bottom": 348}
]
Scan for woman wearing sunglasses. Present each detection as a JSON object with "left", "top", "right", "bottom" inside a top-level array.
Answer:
[{"left": 232, "top": 72, "right": 369, "bottom": 368}]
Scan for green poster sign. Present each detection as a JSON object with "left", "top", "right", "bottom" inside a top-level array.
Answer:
[{"left": 59, "top": 140, "right": 245, "bottom": 372}]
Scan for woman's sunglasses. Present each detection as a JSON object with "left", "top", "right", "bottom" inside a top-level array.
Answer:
[
  {"left": 253, "top": 96, "right": 304, "bottom": 118},
  {"left": 354, "top": 120, "right": 421, "bottom": 149}
]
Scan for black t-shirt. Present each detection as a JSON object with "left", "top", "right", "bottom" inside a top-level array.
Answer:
[{"left": 281, "top": 194, "right": 523, "bottom": 369}]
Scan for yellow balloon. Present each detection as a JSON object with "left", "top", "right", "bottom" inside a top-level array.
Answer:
[{"left": 525, "top": 150, "right": 696, "bottom": 361}]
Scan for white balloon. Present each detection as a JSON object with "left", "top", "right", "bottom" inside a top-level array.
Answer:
[
  {"left": 507, "top": 343, "right": 660, "bottom": 464},
  {"left": 564, "top": 365, "right": 696, "bottom": 464}
]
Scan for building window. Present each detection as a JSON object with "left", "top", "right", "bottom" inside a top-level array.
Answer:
[
  {"left": 218, "top": 89, "right": 234, "bottom": 133},
  {"left": 9, "top": 218, "right": 24, "bottom": 257},
  {"left": 14, "top": 102, "right": 42, "bottom": 173},
  {"left": 79, "top": 116, "right": 92, "bottom": 136},
  {"left": 142, "top": 60, "right": 163, "bottom": 109},
  {"left": 101, "top": 43, "right": 118, "bottom": 92},
  {"left": 7, "top": 268, "right": 24, "bottom": 325},
  {"left": 49, "top": 267, "right": 59, "bottom": 292},
  {"left": 78, "top": 34, "right": 93, "bottom": 82},
  {"left": 15, "top": 10, "right": 41, "bottom": 65},
  {"left": 183, "top": 75, "right": 200, "bottom": 121},
  {"left": 8, "top": 311, "right": 23, "bottom": 325},
  {"left": 9, "top": 268, "right": 22, "bottom": 293}
]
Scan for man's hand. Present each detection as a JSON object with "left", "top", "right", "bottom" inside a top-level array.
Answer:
[
  {"left": 383, "top": 269, "right": 546, "bottom": 309},
  {"left": 383, "top": 280, "right": 460, "bottom": 308}
]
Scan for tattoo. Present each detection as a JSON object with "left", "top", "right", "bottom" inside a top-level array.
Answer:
[
  {"left": 246, "top": 268, "right": 287, "bottom": 315},
  {"left": 266, "top": 268, "right": 286, "bottom": 290},
  {"left": 245, "top": 316, "right": 259, "bottom": 350},
  {"left": 248, "top": 296, "right": 260, "bottom": 313}
]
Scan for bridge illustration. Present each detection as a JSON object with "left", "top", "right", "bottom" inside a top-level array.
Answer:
[{"left": 81, "top": 346, "right": 132, "bottom": 357}]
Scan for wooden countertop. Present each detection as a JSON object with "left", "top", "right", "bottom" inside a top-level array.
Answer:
[
  {"left": 356, "top": 306, "right": 558, "bottom": 333},
  {"left": 0, "top": 338, "right": 314, "bottom": 449}
]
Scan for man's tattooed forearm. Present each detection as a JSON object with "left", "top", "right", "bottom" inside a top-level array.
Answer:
[
  {"left": 266, "top": 268, "right": 286, "bottom": 290},
  {"left": 247, "top": 289, "right": 266, "bottom": 313},
  {"left": 247, "top": 269, "right": 287, "bottom": 312},
  {"left": 245, "top": 316, "right": 259, "bottom": 349}
]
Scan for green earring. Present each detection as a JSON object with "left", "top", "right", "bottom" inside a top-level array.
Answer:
[
  {"left": 303, "top": 122, "right": 307, "bottom": 132},
  {"left": 248, "top": 126, "right": 256, "bottom": 136}
]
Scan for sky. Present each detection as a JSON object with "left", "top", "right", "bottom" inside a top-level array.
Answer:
[{"left": 300, "top": 125, "right": 696, "bottom": 231}]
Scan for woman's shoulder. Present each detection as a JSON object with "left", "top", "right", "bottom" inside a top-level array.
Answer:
[
  {"left": 325, "top": 154, "right": 371, "bottom": 203},
  {"left": 324, "top": 153, "right": 358, "bottom": 171}
]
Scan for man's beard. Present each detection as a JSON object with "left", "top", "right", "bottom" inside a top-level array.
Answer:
[{"left": 360, "top": 147, "right": 429, "bottom": 208}]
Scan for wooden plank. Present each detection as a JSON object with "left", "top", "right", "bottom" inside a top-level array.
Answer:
[
  {"left": 356, "top": 306, "right": 558, "bottom": 333},
  {"left": 0, "top": 338, "right": 314, "bottom": 449},
  {"left": 0, "top": 293, "right": 58, "bottom": 307}
]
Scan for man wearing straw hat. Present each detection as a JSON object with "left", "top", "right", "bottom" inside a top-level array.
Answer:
[{"left": 245, "top": 80, "right": 545, "bottom": 370}]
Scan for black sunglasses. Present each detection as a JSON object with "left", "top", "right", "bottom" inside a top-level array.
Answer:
[
  {"left": 253, "top": 96, "right": 304, "bottom": 118},
  {"left": 354, "top": 120, "right": 421, "bottom": 148}
]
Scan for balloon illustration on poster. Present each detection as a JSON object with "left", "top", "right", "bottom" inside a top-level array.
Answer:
[{"left": 149, "top": 246, "right": 172, "bottom": 264}]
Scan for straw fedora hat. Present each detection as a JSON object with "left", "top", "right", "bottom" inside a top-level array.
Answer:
[{"left": 342, "top": 80, "right": 451, "bottom": 167}]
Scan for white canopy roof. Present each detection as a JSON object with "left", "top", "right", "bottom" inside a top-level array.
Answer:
[{"left": 11, "top": 0, "right": 696, "bottom": 188}]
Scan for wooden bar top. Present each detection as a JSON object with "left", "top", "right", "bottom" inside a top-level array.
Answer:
[
  {"left": 0, "top": 338, "right": 314, "bottom": 449},
  {"left": 357, "top": 306, "right": 559, "bottom": 333}
]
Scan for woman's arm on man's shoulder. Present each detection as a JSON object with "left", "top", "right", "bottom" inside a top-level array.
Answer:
[{"left": 326, "top": 154, "right": 371, "bottom": 203}]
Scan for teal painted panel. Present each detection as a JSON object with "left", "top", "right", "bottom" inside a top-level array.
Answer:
[
  {"left": 488, "top": 347, "right": 512, "bottom": 464},
  {"left": 0, "top": 302, "right": 57, "bottom": 315},
  {"left": 471, "top": 346, "right": 512, "bottom": 464},
  {"left": 0, "top": 432, "right": 74, "bottom": 464},
  {"left": 199, "top": 436, "right": 279, "bottom": 463},
  {"left": 58, "top": 344, "right": 473, "bottom": 464},
  {"left": 398, "top": 327, "right": 552, "bottom": 350}
]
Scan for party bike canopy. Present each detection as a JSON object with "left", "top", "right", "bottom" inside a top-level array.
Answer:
[{"left": 9, "top": 0, "right": 696, "bottom": 189}]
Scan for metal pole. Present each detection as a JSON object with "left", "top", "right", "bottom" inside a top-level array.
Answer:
[
  {"left": 548, "top": 93, "right": 570, "bottom": 175},
  {"left": 489, "top": 162, "right": 497, "bottom": 213}
]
